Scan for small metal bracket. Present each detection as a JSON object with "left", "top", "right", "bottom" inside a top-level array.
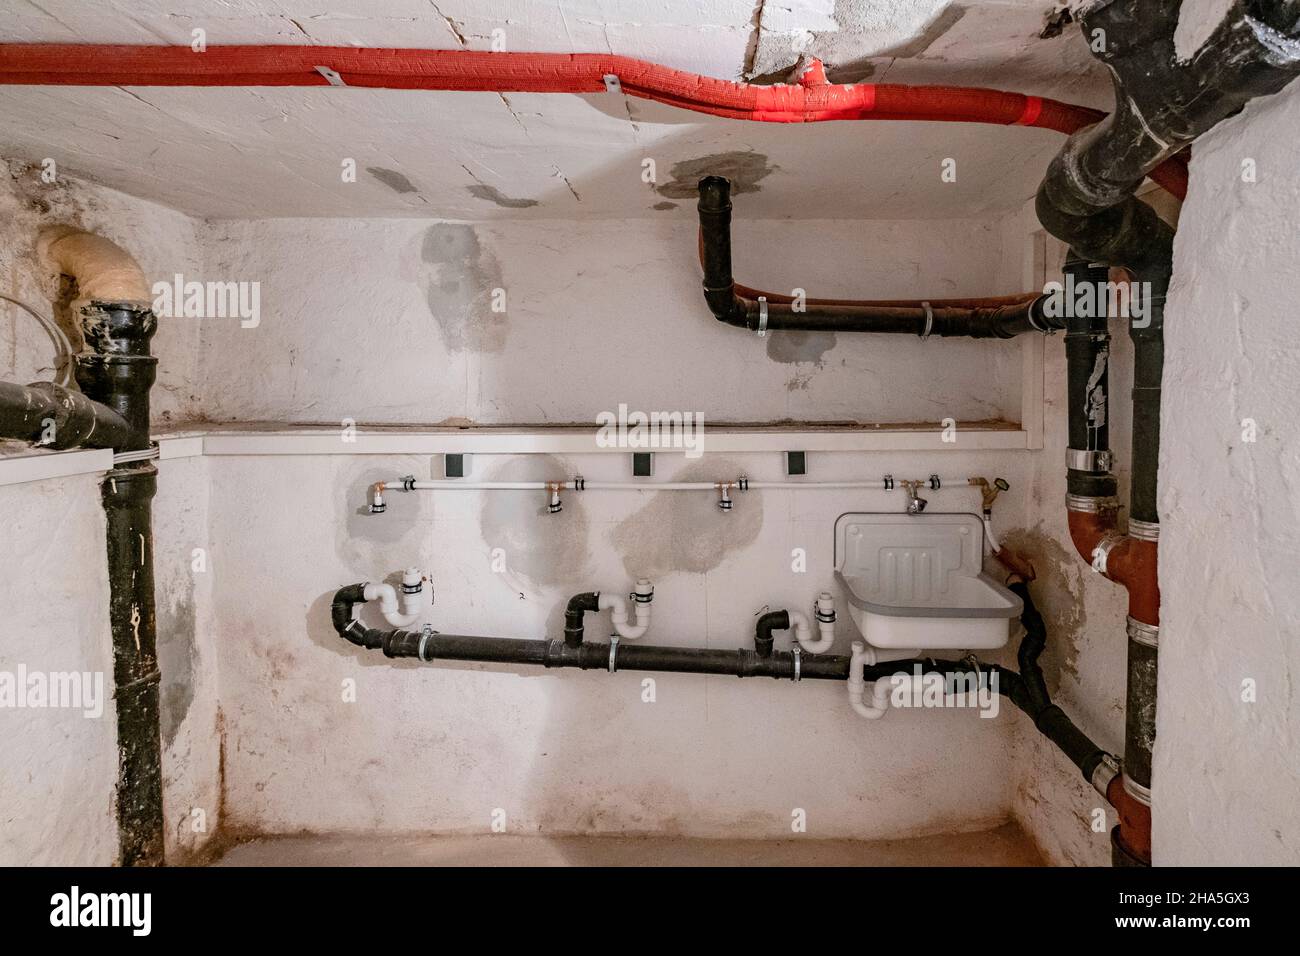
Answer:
[
  {"left": 608, "top": 636, "right": 620, "bottom": 673},
  {"left": 315, "top": 65, "right": 347, "bottom": 87},
  {"left": 418, "top": 623, "right": 437, "bottom": 662},
  {"left": 882, "top": 474, "right": 895, "bottom": 491},
  {"left": 603, "top": 74, "right": 622, "bottom": 94},
  {"left": 757, "top": 296, "right": 769, "bottom": 337},
  {"left": 791, "top": 645, "right": 802, "bottom": 682},
  {"left": 920, "top": 301, "right": 934, "bottom": 340},
  {"left": 928, "top": 473, "right": 941, "bottom": 490}
]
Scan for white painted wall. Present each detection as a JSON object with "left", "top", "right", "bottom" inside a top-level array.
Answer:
[
  {"left": 194, "top": 216, "right": 1023, "bottom": 426},
  {"left": 1155, "top": 79, "right": 1300, "bottom": 865},
  {"left": 210, "top": 447, "right": 1031, "bottom": 839}
]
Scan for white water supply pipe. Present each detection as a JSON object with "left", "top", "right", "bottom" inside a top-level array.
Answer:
[
  {"left": 598, "top": 579, "right": 654, "bottom": 639},
  {"left": 363, "top": 567, "right": 427, "bottom": 628}
]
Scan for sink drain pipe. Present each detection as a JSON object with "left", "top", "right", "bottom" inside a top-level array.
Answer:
[
  {"left": 1037, "top": 0, "right": 1300, "bottom": 867},
  {"left": 332, "top": 579, "right": 1115, "bottom": 783},
  {"left": 697, "top": 177, "right": 1060, "bottom": 339}
]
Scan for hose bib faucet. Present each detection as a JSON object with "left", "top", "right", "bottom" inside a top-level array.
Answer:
[{"left": 900, "top": 480, "right": 928, "bottom": 515}]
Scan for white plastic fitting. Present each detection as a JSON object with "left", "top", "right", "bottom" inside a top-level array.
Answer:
[
  {"left": 848, "top": 642, "right": 888, "bottom": 720},
  {"left": 793, "top": 592, "right": 836, "bottom": 653},
  {"left": 598, "top": 578, "right": 654, "bottom": 639},
  {"left": 364, "top": 567, "right": 427, "bottom": 628}
]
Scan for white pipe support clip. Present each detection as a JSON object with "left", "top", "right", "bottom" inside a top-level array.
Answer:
[
  {"left": 757, "top": 295, "right": 768, "bottom": 337},
  {"left": 920, "top": 301, "right": 934, "bottom": 341}
]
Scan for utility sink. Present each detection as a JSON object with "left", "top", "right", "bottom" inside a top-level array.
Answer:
[{"left": 833, "top": 512, "right": 1021, "bottom": 650}]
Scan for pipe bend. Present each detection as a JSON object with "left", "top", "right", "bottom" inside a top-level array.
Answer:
[
  {"left": 331, "top": 583, "right": 369, "bottom": 645},
  {"left": 564, "top": 592, "right": 601, "bottom": 647},
  {"left": 37, "top": 225, "right": 152, "bottom": 306},
  {"left": 754, "top": 609, "right": 789, "bottom": 658}
]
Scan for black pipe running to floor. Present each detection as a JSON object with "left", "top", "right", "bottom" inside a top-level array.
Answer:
[
  {"left": 1035, "top": 0, "right": 1300, "bottom": 867},
  {"left": 697, "top": 175, "right": 1059, "bottom": 339},
  {"left": 75, "top": 301, "right": 164, "bottom": 867}
]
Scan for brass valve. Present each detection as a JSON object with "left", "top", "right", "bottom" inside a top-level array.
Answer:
[{"left": 968, "top": 476, "right": 1009, "bottom": 512}]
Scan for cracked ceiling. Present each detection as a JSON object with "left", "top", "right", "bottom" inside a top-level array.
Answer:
[{"left": 0, "top": 0, "right": 1112, "bottom": 219}]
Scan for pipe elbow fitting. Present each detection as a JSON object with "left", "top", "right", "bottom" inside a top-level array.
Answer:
[
  {"left": 754, "top": 609, "right": 789, "bottom": 658},
  {"left": 38, "top": 225, "right": 152, "bottom": 306},
  {"left": 331, "top": 583, "right": 370, "bottom": 645},
  {"left": 564, "top": 591, "right": 601, "bottom": 647}
]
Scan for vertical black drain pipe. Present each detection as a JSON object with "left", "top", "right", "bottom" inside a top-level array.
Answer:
[{"left": 76, "top": 300, "right": 164, "bottom": 867}]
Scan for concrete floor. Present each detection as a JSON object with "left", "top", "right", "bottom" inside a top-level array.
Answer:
[{"left": 214, "top": 821, "right": 1043, "bottom": 866}]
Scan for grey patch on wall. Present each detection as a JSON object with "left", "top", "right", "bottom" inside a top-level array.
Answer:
[
  {"left": 610, "top": 457, "right": 763, "bottom": 578},
  {"left": 652, "top": 201, "right": 678, "bottom": 211},
  {"left": 479, "top": 455, "right": 591, "bottom": 589},
  {"left": 420, "top": 224, "right": 509, "bottom": 353},
  {"left": 337, "top": 460, "right": 430, "bottom": 573},
  {"left": 766, "top": 331, "right": 837, "bottom": 365},
  {"left": 467, "top": 184, "right": 540, "bottom": 209},
  {"left": 157, "top": 593, "right": 196, "bottom": 749},
  {"left": 655, "top": 152, "right": 778, "bottom": 200},
  {"left": 367, "top": 167, "right": 418, "bottom": 194}
]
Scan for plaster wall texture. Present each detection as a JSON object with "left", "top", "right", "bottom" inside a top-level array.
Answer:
[
  {"left": 194, "top": 216, "right": 1023, "bottom": 426},
  {"left": 210, "top": 447, "right": 1033, "bottom": 840},
  {"left": 1153, "top": 78, "right": 1300, "bottom": 866}
]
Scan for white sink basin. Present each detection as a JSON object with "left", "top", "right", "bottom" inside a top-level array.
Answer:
[{"left": 833, "top": 512, "right": 1022, "bottom": 650}]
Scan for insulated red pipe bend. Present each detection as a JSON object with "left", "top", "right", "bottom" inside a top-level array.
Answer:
[{"left": 0, "top": 45, "right": 1188, "bottom": 199}]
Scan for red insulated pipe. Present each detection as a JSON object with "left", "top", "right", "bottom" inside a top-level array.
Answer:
[{"left": 0, "top": 44, "right": 1188, "bottom": 199}]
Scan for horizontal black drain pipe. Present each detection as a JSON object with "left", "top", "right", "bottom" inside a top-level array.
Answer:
[
  {"left": 0, "top": 378, "right": 136, "bottom": 449},
  {"left": 332, "top": 582, "right": 1111, "bottom": 782},
  {"left": 697, "top": 176, "right": 1059, "bottom": 339}
]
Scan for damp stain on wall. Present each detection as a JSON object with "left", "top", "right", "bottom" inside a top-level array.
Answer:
[
  {"left": 157, "top": 592, "right": 196, "bottom": 749},
  {"left": 479, "top": 454, "right": 591, "bottom": 590},
  {"left": 610, "top": 457, "right": 763, "bottom": 578},
  {"left": 766, "top": 330, "right": 838, "bottom": 366},
  {"left": 336, "top": 460, "right": 431, "bottom": 574},
  {"left": 366, "top": 167, "right": 418, "bottom": 194},
  {"left": 420, "top": 224, "right": 509, "bottom": 353},
  {"left": 655, "top": 151, "right": 778, "bottom": 200},
  {"left": 467, "top": 184, "right": 540, "bottom": 209}
]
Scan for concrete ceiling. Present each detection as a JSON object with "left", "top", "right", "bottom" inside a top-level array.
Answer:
[{"left": 0, "top": 1, "right": 1113, "bottom": 220}]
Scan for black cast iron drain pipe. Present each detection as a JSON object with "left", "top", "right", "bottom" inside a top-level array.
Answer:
[
  {"left": 0, "top": 295, "right": 163, "bottom": 866},
  {"left": 697, "top": 176, "right": 1059, "bottom": 339},
  {"left": 0, "top": 379, "right": 135, "bottom": 449},
  {"left": 1036, "top": 0, "right": 1300, "bottom": 867},
  {"left": 332, "top": 580, "right": 1112, "bottom": 783},
  {"left": 76, "top": 301, "right": 164, "bottom": 867}
]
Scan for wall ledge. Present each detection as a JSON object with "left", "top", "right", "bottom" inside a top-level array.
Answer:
[{"left": 0, "top": 424, "right": 1029, "bottom": 486}]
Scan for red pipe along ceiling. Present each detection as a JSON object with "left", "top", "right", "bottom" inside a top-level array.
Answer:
[{"left": 0, "top": 45, "right": 1188, "bottom": 199}]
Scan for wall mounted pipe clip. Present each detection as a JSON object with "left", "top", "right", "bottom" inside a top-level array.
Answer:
[
  {"left": 315, "top": 65, "right": 346, "bottom": 86},
  {"left": 757, "top": 296, "right": 768, "bottom": 337}
]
